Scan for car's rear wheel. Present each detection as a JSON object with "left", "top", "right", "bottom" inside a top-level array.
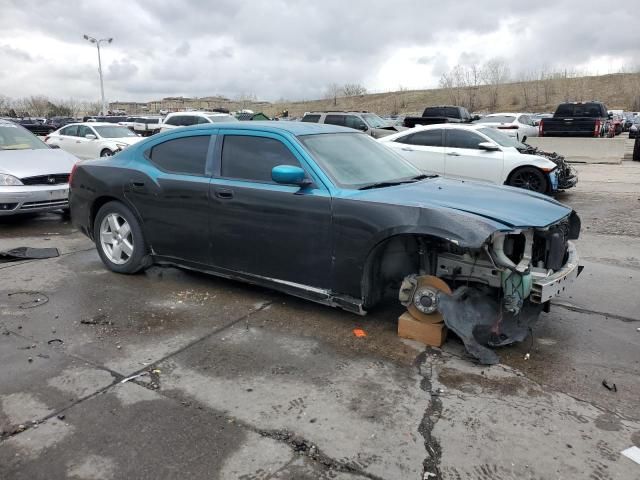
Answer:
[
  {"left": 94, "top": 201, "right": 148, "bottom": 274},
  {"left": 507, "top": 167, "right": 547, "bottom": 193},
  {"left": 100, "top": 149, "right": 114, "bottom": 157}
]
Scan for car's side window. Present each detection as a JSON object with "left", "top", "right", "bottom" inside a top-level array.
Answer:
[
  {"left": 221, "top": 135, "right": 301, "bottom": 183},
  {"left": 344, "top": 115, "right": 367, "bottom": 131},
  {"left": 445, "top": 130, "right": 484, "bottom": 150},
  {"left": 396, "top": 129, "right": 443, "bottom": 147},
  {"left": 324, "top": 115, "right": 345, "bottom": 126},
  {"left": 61, "top": 125, "right": 78, "bottom": 137},
  {"left": 77, "top": 125, "right": 92, "bottom": 138},
  {"left": 301, "top": 114, "right": 320, "bottom": 123},
  {"left": 196, "top": 116, "right": 210, "bottom": 125},
  {"left": 148, "top": 135, "right": 211, "bottom": 176}
]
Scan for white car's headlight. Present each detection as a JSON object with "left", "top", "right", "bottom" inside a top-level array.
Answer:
[{"left": 0, "top": 174, "right": 23, "bottom": 186}]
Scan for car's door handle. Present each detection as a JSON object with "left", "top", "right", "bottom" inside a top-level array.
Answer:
[
  {"left": 447, "top": 152, "right": 461, "bottom": 156},
  {"left": 215, "top": 189, "right": 234, "bottom": 199},
  {"left": 75, "top": 140, "right": 82, "bottom": 143},
  {"left": 129, "top": 181, "right": 146, "bottom": 192},
  {"left": 401, "top": 147, "right": 414, "bottom": 151}
]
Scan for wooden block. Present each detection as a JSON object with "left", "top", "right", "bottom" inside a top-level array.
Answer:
[{"left": 398, "top": 312, "right": 447, "bottom": 347}]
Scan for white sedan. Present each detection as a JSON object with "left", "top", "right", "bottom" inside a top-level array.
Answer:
[
  {"left": 473, "top": 113, "right": 539, "bottom": 142},
  {"left": 45, "top": 123, "right": 143, "bottom": 159},
  {"left": 378, "top": 124, "right": 559, "bottom": 194}
]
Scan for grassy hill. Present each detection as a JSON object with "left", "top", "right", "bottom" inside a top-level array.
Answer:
[{"left": 263, "top": 72, "right": 640, "bottom": 118}]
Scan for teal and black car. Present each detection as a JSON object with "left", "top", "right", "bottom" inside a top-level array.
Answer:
[{"left": 70, "top": 122, "right": 582, "bottom": 364}]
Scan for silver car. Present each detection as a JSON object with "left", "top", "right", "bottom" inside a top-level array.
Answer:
[{"left": 0, "top": 120, "right": 78, "bottom": 216}]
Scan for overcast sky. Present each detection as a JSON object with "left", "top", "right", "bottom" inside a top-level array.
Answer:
[{"left": 1, "top": 0, "right": 638, "bottom": 103}]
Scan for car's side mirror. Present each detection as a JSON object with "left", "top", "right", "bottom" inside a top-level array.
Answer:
[
  {"left": 272, "top": 165, "right": 309, "bottom": 185},
  {"left": 85, "top": 134, "right": 97, "bottom": 140},
  {"left": 472, "top": 114, "right": 481, "bottom": 121},
  {"left": 356, "top": 123, "right": 368, "bottom": 132},
  {"left": 478, "top": 142, "right": 500, "bottom": 151},
  {"left": 49, "top": 144, "right": 60, "bottom": 149},
  {"left": 608, "top": 113, "right": 613, "bottom": 119}
]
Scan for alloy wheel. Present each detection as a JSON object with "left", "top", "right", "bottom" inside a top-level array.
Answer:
[
  {"left": 100, "top": 213, "right": 133, "bottom": 265},
  {"left": 511, "top": 171, "right": 544, "bottom": 192}
]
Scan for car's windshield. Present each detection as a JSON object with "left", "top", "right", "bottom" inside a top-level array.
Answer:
[
  {"left": 0, "top": 125, "right": 49, "bottom": 150},
  {"left": 299, "top": 133, "right": 421, "bottom": 189},
  {"left": 207, "top": 115, "right": 238, "bottom": 123},
  {"left": 476, "top": 115, "right": 516, "bottom": 124},
  {"left": 93, "top": 126, "right": 138, "bottom": 138},
  {"left": 362, "top": 113, "right": 387, "bottom": 129},
  {"left": 477, "top": 127, "right": 526, "bottom": 149}
]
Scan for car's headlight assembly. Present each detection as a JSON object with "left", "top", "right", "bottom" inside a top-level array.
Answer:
[{"left": 0, "top": 174, "right": 23, "bottom": 186}]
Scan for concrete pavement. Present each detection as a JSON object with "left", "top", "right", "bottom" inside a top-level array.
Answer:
[{"left": 1, "top": 162, "right": 639, "bottom": 479}]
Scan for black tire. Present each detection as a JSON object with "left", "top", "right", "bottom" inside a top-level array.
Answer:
[
  {"left": 93, "top": 201, "right": 149, "bottom": 274},
  {"left": 507, "top": 167, "right": 548, "bottom": 193},
  {"left": 100, "top": 149, "right": 114, "bottom": 157}
]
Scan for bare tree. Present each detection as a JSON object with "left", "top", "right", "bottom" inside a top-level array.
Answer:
[
  {"left": 325, "top": 83, "right": 341, "bottom": 106},
  {"left": 0, "top": 95, "right": 11, "bottom": 115},
  {"left": 235, "top": 92, "right": 257, "bottom": 110},
  {"left": 23, "top": 95, "right": 50, "bottom": 117},
  {"left": 462, "top": 64, "right": 483, "bottom": 112},
  {"left": 341, "top": 83, "right": 367, "bottom": 97},
  {"left": 59, "top": 98, "right": 83, "bottom": 118},
  {"left": 517, "top": 71, "right": 536, "bottom": 109},
  {"left": 482, "top": 59, "right": 510, "bottom": 111}
]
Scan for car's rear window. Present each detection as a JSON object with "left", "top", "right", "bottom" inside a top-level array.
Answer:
[
  {"left": 301, "top": 115, "right": 321, "bottom": 123},
  {"left": 423, "top": 107, "right": 459, "bottom": 118},
  {"left": 476, "top": 115, "right": 515, "bottom": 124},
  {"left": 555, "top": 103, "right": 604, "bottom": 117}
]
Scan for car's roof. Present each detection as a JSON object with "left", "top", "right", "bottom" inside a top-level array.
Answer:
[
  {"left": 175, "top": 121, "right": 355, "bottom": 136},
  {"left": 483, "top": 113, "right": 525, "bottom": 117},
  {"left": 63, "top": 122, "right": 118, "bottom": 127},
  {"left": 166, "top": 111, "right": 231, "bottom": 117}
]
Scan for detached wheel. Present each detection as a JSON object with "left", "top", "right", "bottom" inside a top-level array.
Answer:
[
  {"left": 94, "top": 201, "right": 148, "bottom": 274},
  {"left": 100, "top": 149, "right": 114, "bottom": 157},
  {"left": 507, "top": 167, "right": 547, "bottom": 193}
]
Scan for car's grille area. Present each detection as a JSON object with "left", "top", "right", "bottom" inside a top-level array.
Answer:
[
  {"left": 20, "top": 174, "right": 69, "bottom": 186},
  {"left": 20, "top": 199, "right": 68, "bottom": 210},
  {"left": 532, "top": 221, "right": 570, "bottom": 271}
]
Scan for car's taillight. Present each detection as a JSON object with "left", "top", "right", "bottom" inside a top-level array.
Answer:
[
  {"left": 538, "top": 120, "right": 544, "bottom": 137},
  {"left": 69, "top": 163, "right": 78, "bottom": 186},
  {"left": 594, "top": 119, "right": 601, "bottom": 137}
]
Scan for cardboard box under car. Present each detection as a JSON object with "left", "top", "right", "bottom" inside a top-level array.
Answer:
[{"left": 398, "top": 312, "right": 447, "bottom": 347}]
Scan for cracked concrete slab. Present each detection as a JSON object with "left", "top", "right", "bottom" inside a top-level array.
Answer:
[
  {"left": 157, "top": 322, "right": 430, "bottom": 479},
  {"left": 424, "top": 352, "right": 640, "bottom": 479}
]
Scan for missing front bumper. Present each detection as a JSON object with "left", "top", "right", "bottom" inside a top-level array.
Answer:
[{"left": 530, "top": 241, "right": 581, "bottom": 303}]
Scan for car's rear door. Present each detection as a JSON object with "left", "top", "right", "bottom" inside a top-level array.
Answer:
[
  {"left": 444, "top": 129, "right": 504, "bottom": 183},
  {"left": 208, "top": 131, "right": 333, "bottom": 289},
  {"left": 385, "top": 129, "right": 445, "bottom": 174},
  {"left": 53, "top": 125, "right": 79, "bottom": 155},
  {"left": 125, "top": 132, "right": 216, "bottom": 264}
]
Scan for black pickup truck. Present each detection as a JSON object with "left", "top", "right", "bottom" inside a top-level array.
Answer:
[
  {"left": 403, "top": 105, "right": 475, "bottom": 128},
  {"left": 539, "top": 102, "right": 611, "bottom": 137}
]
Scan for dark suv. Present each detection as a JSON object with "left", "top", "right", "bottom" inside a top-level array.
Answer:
[{"left": 300, "top": 111, "right": 401, "bottom": 138}]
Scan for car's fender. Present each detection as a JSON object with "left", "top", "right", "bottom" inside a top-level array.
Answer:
[{"left": 502, "top": 153, "right": 556, "bottom": 183}]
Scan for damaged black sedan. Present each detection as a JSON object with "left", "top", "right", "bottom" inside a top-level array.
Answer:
[{"left": 70, "top": 122, "right": 581, "bottom": 364}]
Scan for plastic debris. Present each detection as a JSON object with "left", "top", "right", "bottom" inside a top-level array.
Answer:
[
  {"left": 0, "top": 247, "right": 59, "bottom": 263},
  {"left": 524, "top": 353, "right": 531, "bottom": 361},
  {"left": 602, "top": 380, "right": 617, "bottom": 392},
  {"left": 47, "top": 339, "right": 63, "bottom": 345},
  {"left": 622, "top": 446, "right": 640, "bottom": 466},
  {"left": 120, "top": 372, "right": 149, "bottom": 384},
  {"left": 352, "top": 328, "right": 367, "bottom": 338}
]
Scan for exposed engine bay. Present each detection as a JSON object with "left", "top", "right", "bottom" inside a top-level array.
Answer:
[{"left": 399, "top": 213, "right": 582, "bottom": 364}]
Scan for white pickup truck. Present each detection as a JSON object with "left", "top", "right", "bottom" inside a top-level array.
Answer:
[{"left": 133, "top": 116, "right": 163, "bottom": 137}]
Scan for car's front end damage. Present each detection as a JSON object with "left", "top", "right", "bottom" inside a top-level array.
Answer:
[{"left": 399, "top": 211, "right": 582, "bottom": 364}]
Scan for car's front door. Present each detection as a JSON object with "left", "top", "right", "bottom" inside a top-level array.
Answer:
[
  {"left": 386, "top": 129, "right": 445, "bottom": 174},
  {"left": 443, "top": 129, "right": 504, "bottom": 183},
  {"left": 74, "top": 125, "right": 97, "bottom": 159},
  {"left": 208, "top": 131, "right": 333, "bottom": 289},
  {"left": 125, "top": 133, "right": 215, "bottom": 264}
]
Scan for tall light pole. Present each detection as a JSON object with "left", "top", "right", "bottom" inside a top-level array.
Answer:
[{"left": 83, "top": 34, "right": 113, "bottom": 115}]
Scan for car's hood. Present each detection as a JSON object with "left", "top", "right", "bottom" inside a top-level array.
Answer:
[
  {"left": 347, "top": 177, "right": 572, "bottom": 229},
  {"left": 108, "top": 137, "right": 143, "bottom": 146},
  {"left": 0, "top": 148, "right": 78, "bottom": 178}
]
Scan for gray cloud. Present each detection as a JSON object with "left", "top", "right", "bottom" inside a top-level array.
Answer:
[{"left": 0, "top": 0, "right": 638, "bottom": 102}]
